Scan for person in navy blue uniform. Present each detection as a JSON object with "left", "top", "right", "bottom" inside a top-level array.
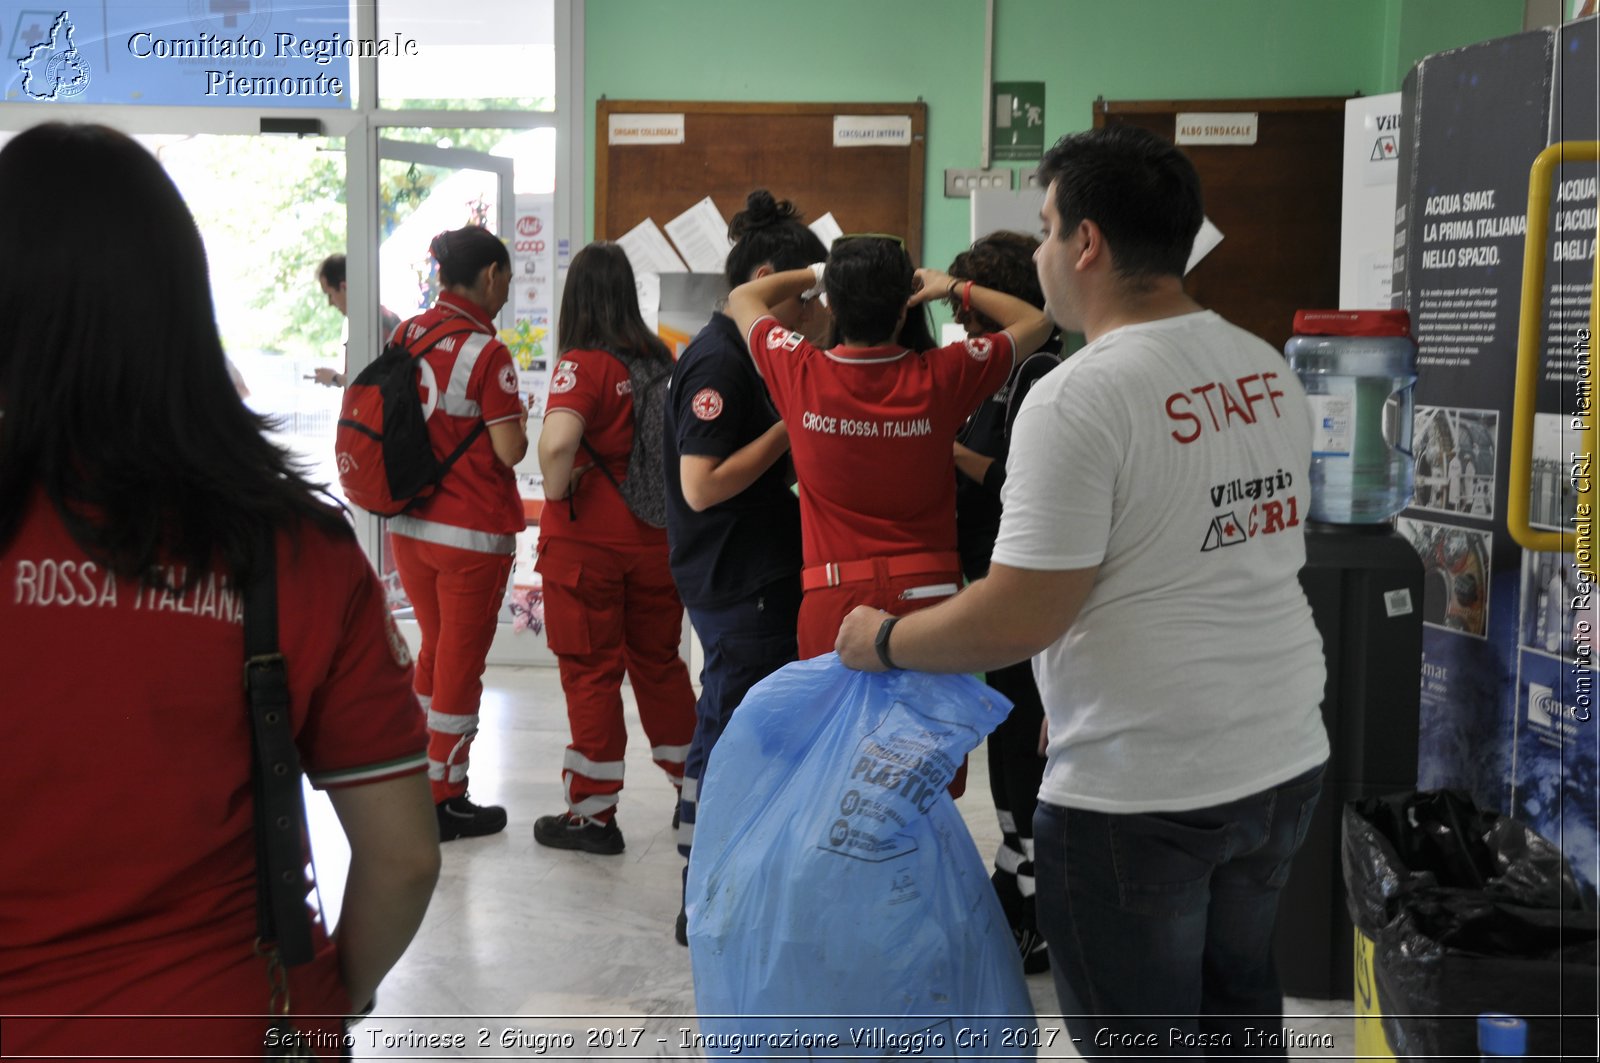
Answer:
[
  {"left": 949, "top": 230, "right": 1063, "bottom": 975},
  {"left": 663, "top": 190, "right": 829, "bottom": 944}
]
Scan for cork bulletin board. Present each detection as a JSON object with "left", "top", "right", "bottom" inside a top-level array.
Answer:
[{"left": 596, "top": 99, "right": 928, "bottom": 265}]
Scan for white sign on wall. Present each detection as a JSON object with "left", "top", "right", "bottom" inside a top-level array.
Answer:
[
  {"left": 833, "top": 114, "right": 913, "bottom": 147},
  {"left": 607, "top": 113, "right": 685, "bottom": 145},
  {"left": 1175, "top": 112, "right": 1259, "bottom": 146}
]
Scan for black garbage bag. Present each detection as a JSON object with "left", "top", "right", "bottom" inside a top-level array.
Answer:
[{"left": 1343, "top": 790, "right": 1597, "bottom": 1060}]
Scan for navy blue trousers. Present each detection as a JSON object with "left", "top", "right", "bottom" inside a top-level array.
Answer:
[{"left": 675, "top": 575, "right": 801, "bottom": 860}]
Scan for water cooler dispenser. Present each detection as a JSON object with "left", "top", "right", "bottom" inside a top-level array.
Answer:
[{"left": 1272, "top": 311, "right": 1424, "bottom": 999}]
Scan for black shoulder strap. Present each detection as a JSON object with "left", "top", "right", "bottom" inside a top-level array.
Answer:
[
  {"left": 575, "top": 347, "right": 635, "bottom": 498},
  {"left": 244, "top": 529, "right": 313, "bottom": 966}
]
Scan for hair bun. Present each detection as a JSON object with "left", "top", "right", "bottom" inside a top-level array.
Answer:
[
  {"left": 729, "top": 189, "right": 800, "bottom": 241},
  {"left": 429, "top": 232, "right": 452, "bottom": 262}
]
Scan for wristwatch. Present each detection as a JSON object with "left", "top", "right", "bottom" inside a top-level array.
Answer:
[{"left": 874, "top": 615, "right": 900, "bottom": 670}]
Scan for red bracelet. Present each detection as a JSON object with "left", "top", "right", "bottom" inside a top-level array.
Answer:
[{"left": 961, "top": 281, "right": 974, "bottom": 314}]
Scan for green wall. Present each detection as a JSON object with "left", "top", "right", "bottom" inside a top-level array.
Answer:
[{"left": 584, "top": 0, "right": 1525, "bottom": 276}]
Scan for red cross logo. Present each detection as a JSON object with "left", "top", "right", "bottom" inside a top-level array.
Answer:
[{"left": 692, "top": 388, "right": 724, "bottom": 421}]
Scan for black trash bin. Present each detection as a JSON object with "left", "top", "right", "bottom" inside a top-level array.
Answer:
[{"left": 1343, "top": 790, "right": 1598, "bottom": 1060}]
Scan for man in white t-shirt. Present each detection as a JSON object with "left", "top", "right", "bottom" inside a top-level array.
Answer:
[{"left": 837, "top": 125, "right": 1328, "bottom": 1057}]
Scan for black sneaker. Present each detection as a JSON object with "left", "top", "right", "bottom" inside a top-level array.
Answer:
[
  {"left": 533, "top": 811, "right": 625, "bottom": 855},
  {"left": 436, "top": 795, "right": 507, "bottom": 841},
  {"left": 675, "top": 905, "right": 688, "bottom": 946},
  {"left": 1016, "top": 925, "right": 1050, "bottom": 975}
]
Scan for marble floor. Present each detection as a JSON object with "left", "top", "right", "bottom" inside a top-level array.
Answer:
[{"left": 305, "top": 665, "right": 1356, "bottom": 1061}]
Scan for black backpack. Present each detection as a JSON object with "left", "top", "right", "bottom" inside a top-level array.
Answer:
[
  {"left": 335, "top": 319, "right": 483, "bottom": 516},
  {"left": 578, "top": 347, "right": 672, "bottom": 528}
]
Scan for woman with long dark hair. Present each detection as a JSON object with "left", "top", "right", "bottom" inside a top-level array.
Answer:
[
  {"left": 534, "top": 241, "right": 696, "bottom": 856},
  {"left": 0, "top": 123, "right": 439, "bottom": 1058},
  {"left": 386, "top": 224, "right": 527, "bottom": 842}
]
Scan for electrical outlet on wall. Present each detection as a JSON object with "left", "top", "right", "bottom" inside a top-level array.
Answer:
[{"left": 944, "top": 167, "right": 1014, "bottom": 198}]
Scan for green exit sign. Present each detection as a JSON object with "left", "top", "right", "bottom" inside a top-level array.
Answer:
[{"left": 993, "top": 81, "right": 1045, "bottom": 161}]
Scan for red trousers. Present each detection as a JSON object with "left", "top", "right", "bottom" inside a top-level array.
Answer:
[
  {"left": 797, "top": 562, "right": 967, "bottom": 797},
  {"left": 391, "top": 534, "right": 513, "bottom": 803},
  {"left": 536, "top": 535, "right": 696, "bottom": 824},
  {"left": 796, "top": 566, "right": 961, "bottom": 660}
]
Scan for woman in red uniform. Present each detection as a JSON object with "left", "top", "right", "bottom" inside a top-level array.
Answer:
[
  {"left": 0, "top": 123, "right": 440, "bottom": 1059},
  {"left": 387, "top": 225, "right": 528, "bottom": 841},
  {"left": 534, "top": 242, "right": 697, "bottom": 855},
  {"left": 727, "top": 236, "right": 1054, "bottom": 659}
]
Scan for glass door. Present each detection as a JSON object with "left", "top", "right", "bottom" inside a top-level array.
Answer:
[{"left": 135, "top": 132, "right": 351, "bottom": 507}]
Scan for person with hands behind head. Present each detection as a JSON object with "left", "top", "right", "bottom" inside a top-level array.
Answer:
[
  {"left": 0, "top": 123, "right": 439, "bottom": 1060},
  {"left": 836, "top": 126, "right": 1328, "bottom": 1059},
  {"left": 725, "top": 234, "right": 1053, "bottom": 663},
  {"left": 663, "top": 190, "right": 826, "bottom": 943},
  {"left": 948, "top": 230, "right": 1063, "bottom": 976},
  {"left": 534, "top": 241, "right": 697, "bottom": 859},
  {"left": 387, "top": 225, "right": 527, "bottom": 842}
]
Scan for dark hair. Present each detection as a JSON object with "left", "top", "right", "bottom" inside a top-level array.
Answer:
[
  {"left": 429, "top": 225, "right": 510, "bottom": 288},
  {"left": 949, "top": 231, "right": 1044, "bottom": 332},
  {"left": 557, "top": 242, "right": 671, "bottom": 362},
  {"left": 833, "top": 301, "right": 936, "bottom": 351},
  {"left": 824, "top": 237, "right": 915, "bottom": 346},
  {"left": 317, "top": 252, "right": 346, "bottom": 287},
  {"left": 724, "top": 190, "right": 828, "bottom": 287},
  {"left": 1037, "top": 125, "right": 1203, "bottom": 284},
  {"left": 0, "top": 123, "right": 346, "bottom": 589}
]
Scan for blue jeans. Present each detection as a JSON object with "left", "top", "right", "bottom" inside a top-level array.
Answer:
[
  {"left": 676, "top": 576, "right": 801, "bottom": 859},
  {"left": 1033, "top": 763, "right": 1325, "bottom": 1061}
]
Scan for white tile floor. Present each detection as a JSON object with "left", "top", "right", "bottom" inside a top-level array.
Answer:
[{"left": 307, "top": 665, "right": 1356, "bottom": 1060}]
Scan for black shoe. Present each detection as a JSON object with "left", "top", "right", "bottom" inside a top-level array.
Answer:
[
  {"left": 436, "top": 795, "right": 507, "bottom": 841},
  {"left": 1016, "top": 925, "right": 1050, "bottom": 975},
  {"left": 675, "top": 905, "right": 688, "bottom": 946},
  {"left": 533, "top": 811, "right": 625, "bottom": 855}
]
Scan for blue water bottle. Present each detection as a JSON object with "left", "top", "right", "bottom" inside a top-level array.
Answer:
[
  {"left": 1478, "top": 1012, "right": 1527, "bottom": 1058},
  {"left": 1285, "top": 309, "right": 1417, "bottom": 524}
]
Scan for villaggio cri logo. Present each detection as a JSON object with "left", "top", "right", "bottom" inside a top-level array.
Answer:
[{"left": 16, "top": 11, "right": 91, "bottom": 101}]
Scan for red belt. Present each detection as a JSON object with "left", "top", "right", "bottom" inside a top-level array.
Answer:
[{"left": 801, "top": 551, "right": 961, "bottom": 592}]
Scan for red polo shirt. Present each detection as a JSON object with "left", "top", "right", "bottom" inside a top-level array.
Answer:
[{"left": 747, "top": 317, "right": 1014, "bottom": 566}]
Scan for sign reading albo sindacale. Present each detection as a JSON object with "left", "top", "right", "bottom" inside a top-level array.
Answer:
[
  {"left": 2, "top": 3, "right": 414, "bottom": 107},
  {"left": 1175, "top": 112, "right": 1259, "bottom": 145}
]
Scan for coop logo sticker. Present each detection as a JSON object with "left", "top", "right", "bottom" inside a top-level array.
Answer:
[{"left": 16, "top": 11, "right": 91, "bottom": 101}]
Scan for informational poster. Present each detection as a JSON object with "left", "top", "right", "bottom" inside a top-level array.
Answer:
[
  {"left": 1340, "top": 93, "right": 1403, "bottom": 308},
  {"left": 508, "top": 194, "right": 554, "bottom": 420},
  {"left": 1395, "top": 20, "right": 1598, "bottom": 895},
  {"left": 1, "top": 2, "right": 357, "bottom": 107}
]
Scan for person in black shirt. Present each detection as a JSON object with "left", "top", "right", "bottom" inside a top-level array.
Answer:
[
  {"left": 949, "top": 230, "right": 1062, "bottom": 974},
  {"left": 662, "top": 190, "right": 828, "bottom": 944}
]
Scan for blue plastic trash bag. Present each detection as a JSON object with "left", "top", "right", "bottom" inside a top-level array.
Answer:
[{"left": 687, "top": 654, "right": 1037, "bottom": 1059}]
